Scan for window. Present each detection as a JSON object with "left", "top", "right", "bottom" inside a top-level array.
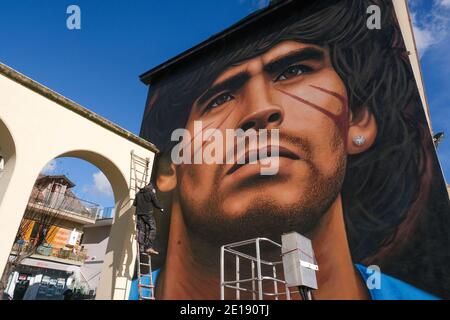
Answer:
[{"left": 30, "top": 222, "right": 41, "bottom": 240}]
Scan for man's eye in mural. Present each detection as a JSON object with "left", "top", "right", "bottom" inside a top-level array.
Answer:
[
  {"left": 275, "top": 64, "right": 313, "bottom": 82},
  {"left": 207, "top": 93, "right": 235, "bottom": 110}
]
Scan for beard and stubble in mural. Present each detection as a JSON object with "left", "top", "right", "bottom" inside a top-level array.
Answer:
[
  {"left": 139, "top": 0, "right": 450, "bottom": 300},
  {"left": 154, "top": 41, "right": 376, "bottom": 300}
]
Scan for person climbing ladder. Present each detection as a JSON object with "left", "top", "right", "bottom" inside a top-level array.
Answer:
[{"left": 133, "top": 182, "right": 164, "bottom": 255}]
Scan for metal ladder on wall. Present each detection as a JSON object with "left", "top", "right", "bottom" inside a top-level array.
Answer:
[{"left": 130, "top": 150, "right": 155, "bottom": 300}]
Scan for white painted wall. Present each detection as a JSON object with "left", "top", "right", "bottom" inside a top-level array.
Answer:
[
  {"left": 0, "top": 66, "right": 156, "bottom": 300},
  {"left": 81, "top": 223, "right": 112, "bottom": 291}
]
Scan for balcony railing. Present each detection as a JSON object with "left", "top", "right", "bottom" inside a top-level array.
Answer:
[
  {"left": 97, "top": 207, "right": 115, "bottom": 220},
  {"left": 12, "top": 242, "right": 88, "bottom": 263},
  {"left": 29, "top": 189, "right": 100, "bottom": 221}
]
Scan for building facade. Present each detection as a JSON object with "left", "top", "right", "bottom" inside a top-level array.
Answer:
[
  {"left": 4, "top": 174, "right": 101, "bottom": 300},
  {"left": 80, "top": 214, "right": 114, "bottom": 295},
  {"left": 135, "top": 0, "right": 450, "bottom": 300}
]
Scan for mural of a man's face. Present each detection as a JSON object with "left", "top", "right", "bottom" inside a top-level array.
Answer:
[
  {"left": 165, "top": 41, "right": 376, "bottom": 245},
  {"left": 141, "top": 0, "right": 450, "bottom": 299}
]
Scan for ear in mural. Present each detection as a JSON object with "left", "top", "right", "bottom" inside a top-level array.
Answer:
[{"left": 138, "top": 0, "right": 450, "bottom": 300}]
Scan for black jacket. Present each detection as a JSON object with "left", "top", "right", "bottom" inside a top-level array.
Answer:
[{"left": 133, "top": 187, "right": 163, "bottom": 216}]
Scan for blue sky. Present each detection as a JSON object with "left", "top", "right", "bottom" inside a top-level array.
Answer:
[
  {"left": 0, "top": 0, "right": 448, "bottom": 207},
  {"left": 409, "top": 0, "right": 450, "bottom": 183}
]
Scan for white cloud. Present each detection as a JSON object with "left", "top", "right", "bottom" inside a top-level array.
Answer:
[
  {"left": 238, "top": 0, "right": 269, "bottom": 10},
  {"left": 81, "top": 171, "right": 113, "bottom": 198},
  {"left": 42, "top": 159, "right": 57, "bottom": 173},
  {"left": 437, "top": 0, "right": 450, "bottom": 8},
  {"left": 409, "top": 0, "right": 450, "bottom": 57},
  {"left": 412, "top": 22, "right": 436, "bottom": 54},
  {"left": 92, "top": 171, "right": 113, "bottom": 196},
  {"left": 408, "top": 1, "right": 450, "bottom": 181}
]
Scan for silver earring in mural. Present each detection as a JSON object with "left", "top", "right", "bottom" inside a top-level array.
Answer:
[{"left": 353, "top": 135, "right": 366, "bottom": 146}]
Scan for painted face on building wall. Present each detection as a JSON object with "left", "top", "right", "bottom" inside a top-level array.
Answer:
[
  {"left": 139, "top": 0, "right": 450, "bottom": 299},
  {"left": 175, "top": 41, "right": 372, "bottom": 245}
]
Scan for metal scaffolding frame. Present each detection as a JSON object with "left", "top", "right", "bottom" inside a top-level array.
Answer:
[{"left": 220, "top": 237, "right": 298, "bottom": 300}]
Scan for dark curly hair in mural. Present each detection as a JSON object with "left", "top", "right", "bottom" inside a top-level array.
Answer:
[{"left": 140, "top": 0, "right": 450, "bottom": 298}]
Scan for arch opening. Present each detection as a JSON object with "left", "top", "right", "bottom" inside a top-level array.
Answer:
[
  {"left": 0, "top": 151, "right": 131, "bottom": 301},
  {"left": 0, "top": 118, "right": 17, "bottom": 206}
]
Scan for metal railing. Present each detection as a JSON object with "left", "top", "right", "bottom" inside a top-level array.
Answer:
[
  {"left": 220, "top": 238, "right": 296, "bottom": 300},
  {"left": 30, "top": 189, "right": 100, "bottom": 220},
  {"left": 97, "top": 207, "right": 115, "bottom": 220}
]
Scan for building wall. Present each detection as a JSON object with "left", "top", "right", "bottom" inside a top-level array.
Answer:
[
  {"left": 0, "top": 152, "right": 4, "bottom": 175},
  {"left": 0, "top": 61, "right": 157, "bottom": 299},
  {"left": 19, "top": 217, "right": 84, "bottom": 248},
  {"left": 80, "top": 223, "right": 112, "bottom": 292},
  {"left": 137, "top": 0, "right": 450, "bottom": 300},
  {"left": 5, "top": 260, "right": 80, "bottom": 300}
]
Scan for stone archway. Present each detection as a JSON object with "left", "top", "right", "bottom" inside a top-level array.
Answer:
[
  {"left": 0, "top": 62, "right": 158, "bottom": 300},
  {"left": 58, "top": 150, "right": 136, "bottom": 300}
]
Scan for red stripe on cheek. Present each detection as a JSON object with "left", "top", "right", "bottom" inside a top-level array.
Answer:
[
  {"left": 310, "top": 85, "right": 349, "bottom": 146},
  {"left": 276, "top": 86, "right": 349, "bottom": 146}
]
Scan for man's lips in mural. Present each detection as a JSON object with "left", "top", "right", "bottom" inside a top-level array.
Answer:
[{"left": 226, "top": 145, "right": 300, "bottom": 175}]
